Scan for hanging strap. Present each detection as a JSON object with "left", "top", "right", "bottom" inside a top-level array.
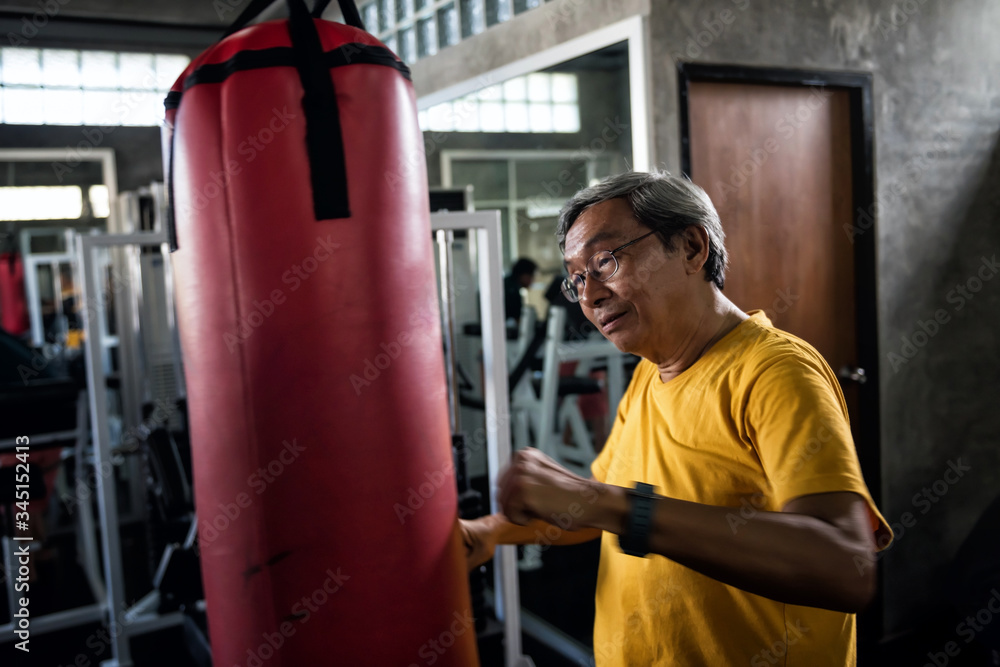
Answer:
[
  {"left": 222, "top": 0, "right": 277, "bottom": 38},
  {"left": 311, "top": 0, "right": 332, "bottom": 18},
  {"left": 321, "top": 0, "right": 366, "bottom": 31},
  {"left": 285, "top": 0, "right": 351, "bottom": 220},
  {"left": 223, "top": 0, "right": 364, "bottom": 38}
]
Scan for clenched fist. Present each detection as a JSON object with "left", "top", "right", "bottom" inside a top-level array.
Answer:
[{"left": 497, "top": 448, "right": 603, "bottom": 530}]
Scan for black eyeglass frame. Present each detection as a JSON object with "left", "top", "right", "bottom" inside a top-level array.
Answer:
[{"left": 560, "top": 227, "right": 662, "bottom": 303}]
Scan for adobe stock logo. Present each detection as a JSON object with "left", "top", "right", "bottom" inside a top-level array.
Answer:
[
  {"left": 348, "top": 309, "right": 440, "bottom": 396},
  {"left": 223, "top": 235, "right": 341, "bottom": 353},
  {"left": 854, "top": 458, "right": 971, "bottom": 576},
  {"left": 406, "top": 610, "right": 475, "bottom": 667},
  {"left": 923, "top": 588, "right": 1000, "bottom": 667},
  {"left": 394, "top": 458, "right": 455, "bottom": 524},
  {"left": 6, "top": 0, "right": 71, "bottom": 46},
  {"left": 237, "top": 566, "right": 350, "bottom": 667},
  {"left": 887, "top": 254, "right": 998, "bottom": 372},
  {"left": 751, "top": 620, "right": 810, "bottom": 667},
  {"left": 725, "top": 492, "right": 767, "bottom": 534}
]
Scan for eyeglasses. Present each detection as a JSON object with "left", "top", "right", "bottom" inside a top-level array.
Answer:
[{"left": 560, "top": 228, "right": 661, "bottom": 303}]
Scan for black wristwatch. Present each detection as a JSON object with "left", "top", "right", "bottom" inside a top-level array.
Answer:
[{"left": 618, "top": 482, "right": 658, "bottom": 557}]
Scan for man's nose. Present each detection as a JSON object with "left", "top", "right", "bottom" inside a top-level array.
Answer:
[{"left": 580, "top": 275, "right": 610, "bottom": 308}]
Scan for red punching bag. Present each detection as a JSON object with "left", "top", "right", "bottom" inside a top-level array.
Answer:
[
  {"left": 164, "top": 1, "right": 479, "bottom": 665},
  {"left": 0, "top": 253, "right": 29, "bottom": 337}
]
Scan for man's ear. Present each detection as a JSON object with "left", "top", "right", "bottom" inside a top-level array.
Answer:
[{"left": 681, "top": 226, "right": 711, "bottom": 275}]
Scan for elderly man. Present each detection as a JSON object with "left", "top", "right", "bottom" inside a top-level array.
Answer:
[{"left": 461, "top": 170, "right": 891, "bottom": 666}]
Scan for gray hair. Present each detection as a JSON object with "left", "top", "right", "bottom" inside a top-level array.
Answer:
[{"left": 556, "top": 170, "right": 729, "bottom": 290}]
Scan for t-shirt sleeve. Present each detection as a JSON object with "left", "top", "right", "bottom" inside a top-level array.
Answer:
[
  {"left": 591, "top": 359, "right": 648, "bottom": 483},
  {"left": 744, "top": 352, "right": 893, "bottom": 550}
]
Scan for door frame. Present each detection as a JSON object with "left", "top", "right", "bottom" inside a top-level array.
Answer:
[{"left": 676, "top": 63, "right": 883, "bottom": 648}]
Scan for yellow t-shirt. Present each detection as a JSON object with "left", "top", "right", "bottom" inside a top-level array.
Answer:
[{"left": 590, "top": 311, "right": 891, "bottom": 667}]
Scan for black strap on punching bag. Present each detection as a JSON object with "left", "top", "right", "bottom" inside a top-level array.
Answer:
[
  {"left": 285, "top": 0, "right": 351, "bottom": 219},
  {"left": 167, "top": 0, "right": 367, "bottom": 248},
  {"left": 165, "top": 130, "right": 179, "bottom": 251}
]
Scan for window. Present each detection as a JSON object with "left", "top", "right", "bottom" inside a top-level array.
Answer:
[
  {"left": 441, "top": 151, "right": 625, "bottom": 265},
  {"left": 419, "top": 72, "right": 579, "bottom": 133},
  {"left": 360, "top": 0, "right": 545, "bottom": 63},
  {"left": 0, "top": 185, "right": 113, "bottom": 221},
  {"left": 0, "top": 47, "right": 190, "bottom": 126}
]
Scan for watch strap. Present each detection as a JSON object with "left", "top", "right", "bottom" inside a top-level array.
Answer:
[{"left": 618, "top": 482, "right": 656, "bottom": 557}]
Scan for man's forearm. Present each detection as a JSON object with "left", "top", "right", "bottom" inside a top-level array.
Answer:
[
  {"left": 586, "top": 485, "right": 875, "bottom": 612},
  {"left": 487, "top": 513, "right": 602, "bottom": 547}
]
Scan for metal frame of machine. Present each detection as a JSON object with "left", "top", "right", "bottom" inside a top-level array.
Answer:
[
  {"left": 0, "top": 151, "right": 188, "bottom": 663},
  {"left": 431, "top": 210, "right": 534, "bottom": 667}
]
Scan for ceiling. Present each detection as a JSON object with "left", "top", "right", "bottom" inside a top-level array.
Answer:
[
  {"left": 0, "top": 1, "right": 348, "bottom": 53},
  {"left": 0, "top": 0, "right": 282, "bottom": 28}
]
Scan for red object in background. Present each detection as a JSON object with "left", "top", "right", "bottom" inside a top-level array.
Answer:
[
  {"left": 164, "top": 4, "right": 478, "bottom": 667},
  {"left": 0, "top": 253, "right": 29, "bottom": 337}
]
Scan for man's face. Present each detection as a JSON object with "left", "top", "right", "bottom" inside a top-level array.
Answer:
[{"left": 562, "top": 198, "right": 699, "bottom": 361}]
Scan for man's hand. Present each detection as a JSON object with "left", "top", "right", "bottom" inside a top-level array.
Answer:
[
  {"left": 497, "top": 448, "right": 605, "bottom": 530},
  {"left": 459, "top": 516, "right": 499, "bottom": 572}
]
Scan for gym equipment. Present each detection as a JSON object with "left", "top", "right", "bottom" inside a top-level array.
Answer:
[
  {"left": 0, "top": 386, "right": 106, "bottom": 645},
  {"left": 164, "top": 2, "right": 478, "bottom": 665},
  {"left": 74, "top": 219, "right": 193, "bottom": 667},
  {"left": 0, "top": 148, "right": 119, "bottom": 349},
  {"left": 17, "top": 228, "right": 77, "bottom": 347}
]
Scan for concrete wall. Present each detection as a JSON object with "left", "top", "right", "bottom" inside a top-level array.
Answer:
[
  {"left": 0, "top": 0, "right": 239, "bottom": 26},
  {"left": 412, "top": 0, "right": 1000, "bottom": 640}
]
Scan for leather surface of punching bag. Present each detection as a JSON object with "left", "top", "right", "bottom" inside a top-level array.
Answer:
[{"left": 164, "top": 2, "right": 479, "bottom": 664}]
